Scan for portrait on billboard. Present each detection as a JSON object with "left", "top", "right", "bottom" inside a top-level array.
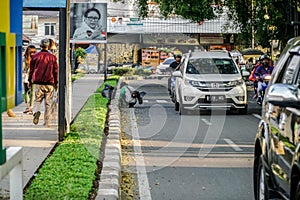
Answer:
[{"left": 70, "top": 3, "right": 107, "bottom": 43}]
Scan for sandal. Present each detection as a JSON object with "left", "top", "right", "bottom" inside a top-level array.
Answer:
[
  {"left": 33, "top": 111, "right": 41, "bottom": 125},
  {"left": 23, "top": 108, "right": 30, "bottom": 113}
]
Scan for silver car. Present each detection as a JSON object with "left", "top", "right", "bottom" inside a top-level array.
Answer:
[
  {"left": 173, "top": 51, "right": 248, "bottom": 115},
  {"left": 156, "top": 57, "right": 175, "bottom": 75}
]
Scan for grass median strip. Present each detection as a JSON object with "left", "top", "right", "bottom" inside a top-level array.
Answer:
[{"left": 24, "top": 76, "right": 119, "bottom": 199}]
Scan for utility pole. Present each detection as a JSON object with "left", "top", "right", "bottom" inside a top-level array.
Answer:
[
  {"left": 66, "top": 0, "right": 71, "bottom": 133},
  {"left": 251, "top": 0, "right": 255, "bottom": 48},
  {"left": 58, "top": 5, "right": 67, "bottom": 141},
  {"left": 104, "top": 43, "right": 107, "bottom": 81}
]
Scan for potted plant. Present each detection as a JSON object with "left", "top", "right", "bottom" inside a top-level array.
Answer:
[{"left": 74, "top": 47, "right": 87, "bottom": 73}]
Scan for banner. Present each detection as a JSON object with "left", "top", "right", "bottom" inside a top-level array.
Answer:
[
  {"left": 23, "top": 15, "right": 38, "bottom": 36},
  {"left": 108, "top": 17, "right": 144, "bottom": 33},
  {"left": 70, "top": 3, "right": 107, "bottom": 43}
]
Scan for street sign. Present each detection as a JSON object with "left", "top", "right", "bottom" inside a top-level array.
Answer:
[{"left": 128, "top": 18, "right": 143, "bottom": 26}]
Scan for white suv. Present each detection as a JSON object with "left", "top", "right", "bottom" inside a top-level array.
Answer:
[{"left": 173, "top": 51, "right": 248, "bottom": 115}]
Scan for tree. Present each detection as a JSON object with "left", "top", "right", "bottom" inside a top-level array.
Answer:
[
  {"left": 136, "top": 0, "right": 220, "bottom": 21},
  {"left": 225, "top": 0, "right": 298, "bottom": 48}
]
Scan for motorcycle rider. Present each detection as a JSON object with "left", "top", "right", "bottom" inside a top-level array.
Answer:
[
  {"left": 254, "top": 54, "right": 274, "bottom": 104},
  {"left": 170, "top": 54, "right": 182, "bottom": 70},
  {"left": 119, "top": 82, "right": 145, "bottom": 108},
  {"left": 168, "top": 54, "right": 182, "bottom": 96}
]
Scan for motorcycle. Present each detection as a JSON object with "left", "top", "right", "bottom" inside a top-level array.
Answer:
[
  {"left": 257, "top": 74, "right": 271, "bottom": 105},
  {"left": 129, "top": 90, "right": 147, "bottom": 108},
  {"left": 167, "top": 67, "right": 176, "bottom": 102},
  {"left": 119, "top": 84, "right": 146, "bottom": 108}
]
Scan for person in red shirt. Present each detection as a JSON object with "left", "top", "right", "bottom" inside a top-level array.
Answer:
[{"left": 28, "top": 39, "right": 58, "bottom": 127}]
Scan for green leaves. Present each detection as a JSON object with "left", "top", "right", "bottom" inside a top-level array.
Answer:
[
  {"left": 74, "top": 47, "right": 87, "bottom": 59},
  {"left": 181, "top": 0, "right": 215, "bottom": 21},
  {"left": 137, "top": 0, "right": 216, "bottom": 21},
  {"left": 138, "top": 0, "right": 148, "bottom": 18},
  {"left": 226, "top": 0, "right": 296, "bottom": 48},
  {"left": 24, "top": 143, "right": 97, "bottom": 199}
]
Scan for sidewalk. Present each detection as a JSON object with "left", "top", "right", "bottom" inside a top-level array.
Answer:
[{"left": 0, "top": 74, "right": 104, "bottom": 197}]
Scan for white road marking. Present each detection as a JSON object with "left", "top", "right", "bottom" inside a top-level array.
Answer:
[
  {"left": 201, "top": 118, "right": 212, "bottom": 126},
  {"left": 130, "top": 108, "right": 152, "bottom": 200},
  {"left": 156, "top": 100, "right": 168, "bottom": 103},
  {"left": 252, "top": 114, "right": 262, "bottom": 120},
  {"left": 224, "top": 138, "right": 243, "bottom": 152},
  {"left": 143, "top": 100, "right": 149, "bottom": 103}
]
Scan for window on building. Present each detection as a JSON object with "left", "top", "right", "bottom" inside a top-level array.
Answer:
[{"left": 44, "top": 23, "right": 56, "bottom": 36}]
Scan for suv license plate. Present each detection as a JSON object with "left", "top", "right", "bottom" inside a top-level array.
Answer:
[{"left": 205, "top": 95, "right": 225, "bottom": 102}]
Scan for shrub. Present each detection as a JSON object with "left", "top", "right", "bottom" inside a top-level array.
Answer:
[
  {"left": 112, "top": 67, "right": 134, "bottom": 76},
  {"left": 74, "top": 47, "right": 87, "bottom": 59},
  {"left": 72, "top": 73, "right": 85, "bottom": 82},
  {"left": 95, "top": 75, "right": 119, "bottom": 93},
  {"left": 134, "top": 68, "right": 152, "bottom": 76}
]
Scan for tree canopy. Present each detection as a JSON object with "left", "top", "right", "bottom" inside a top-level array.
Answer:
[
  {"left": 225, "top": 0, "right": 298, "bottom": 48},
  {"left": 144, "top": 0, "right": 219, "bottom": 21}
]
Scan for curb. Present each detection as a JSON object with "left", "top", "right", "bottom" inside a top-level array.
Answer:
[{"left": 96, "top": 79, "right": 122, "bottom": 200}]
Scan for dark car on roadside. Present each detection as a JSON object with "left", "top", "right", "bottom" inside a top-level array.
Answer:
[{"left": 253, "top": 36, "right": 300, "bottom": 199}]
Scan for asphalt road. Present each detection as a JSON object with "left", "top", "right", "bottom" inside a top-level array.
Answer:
[{"left": 121, "top": 78, "right": 262, "bottom": 200}]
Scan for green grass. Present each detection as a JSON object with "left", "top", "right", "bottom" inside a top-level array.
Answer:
[
  {"left": 72, "top": 73, "right": 85, "bottom": 82},
  {"left": 95, "top": 75, "right": 119, "bottom": 93},
  {"left": 24, "top": 76, "right": 119, "bottom": 199}
]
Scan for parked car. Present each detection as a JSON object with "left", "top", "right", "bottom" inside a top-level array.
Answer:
[
  {"left": 156, "top": 57, "right": 175, "bottom": 75},
  {"left": 172, "top": 50, "right": 248, "bottom": 115},
  {"left": 253, "top": 36, "right": 300, "bottom": 200}
]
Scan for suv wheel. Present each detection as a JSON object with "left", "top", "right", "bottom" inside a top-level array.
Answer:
[
  {"left": 238, "top": 105, "right": 248, "bottom": 115},
  {"left": 175, "top": 100, "right": 179, "bottom": 111},
  {"left": 294, "top": 182, "right": 300, "bottom": 200},
  {"left": 256, "top": 156, "right": 269, "bottom": 200},
  {"left": 179, "top": 103, "right": 188, "bottom": 115}
]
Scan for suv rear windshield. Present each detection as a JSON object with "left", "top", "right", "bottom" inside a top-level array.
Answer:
[{"left": 186, "top": 58, "right": 239, "bottom": 74}]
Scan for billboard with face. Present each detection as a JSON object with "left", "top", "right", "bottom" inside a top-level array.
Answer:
[{"left": 70, "top": 3, "right": 107, "bottom": 43}]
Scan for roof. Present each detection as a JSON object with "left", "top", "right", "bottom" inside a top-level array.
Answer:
[
  {"left": 189, "top": 51, "right": 232, "bottom": 59},
  {"left": 85, "top": 45, "right": 98, "bottom": 54},
  {"left": 240, "top": 48, "right": 264, "bottom": 55},
  {"left": 107, "top": 17, "right": 239, "bottom": 34},
  {"left": 22, "top": 34, "right": 31, "bottom": 42}
]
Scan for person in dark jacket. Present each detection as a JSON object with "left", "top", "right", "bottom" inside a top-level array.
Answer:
[
  {"left": 28, "top": 38, "right": 58, "bottom": 127},
  {"left": 254, "top": 54, "right": 274, "bottom": 104},
  {"left": 170, "top": 54, "right": 182, "bottom": 69},
  {"left": 168, "top": 54, "right": 182, "bottom": 95}
]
